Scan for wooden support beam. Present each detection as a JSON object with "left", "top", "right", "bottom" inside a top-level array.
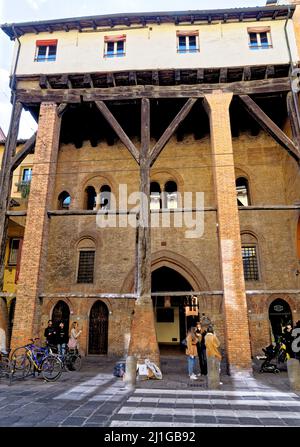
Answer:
[
  {"left": 107, "top": 72, "right": 116, "bottom": 88},
  {"left": 95, "top": 100, "right": 140, "bottom": 164},
  {"left": 56, "top": 103, "right": 68, "bottom": 117},
  {"left": 196, "top": 68, "right": 204, "bottom": 83},
  {"left": 0, "top": 102, "right": 22, "bottom": 291},
  {"left": 60, "top": 74, "right": 72, "bottom": 89},
  {"left": 83, "top": 74, "right": 94, "bottom": 88},
  {"left": 152, "top": 70, "right": 159, "bottom": 86},
  {"left": 243, "top": 67, "right": 251, "bottom": 81},
  {"left": 265, "top": 65, "right": 275, "bottom": 79},
  {"left": 175, "top": 70, "right": 181, "bottom": 85},
  {"left": 287, "top": 91, "right": 300, "bottom": 149},
  {"left": 219, "top": 68, "right": 228, "bottom": 83},
  {"left": 39, "top": 74, "right": 51, "bottom": 89},
  {"left": 10, "top": 132, "right": 36, "bottom": 172},
  {"left": 129, "top": 71, "right": 137, "bottom": 85},
  {"left": 239, "top": 94, "right": 300, "bottom": 162},
  {"left": 150, "top": 98, "right": 197, "bottom": 166}
]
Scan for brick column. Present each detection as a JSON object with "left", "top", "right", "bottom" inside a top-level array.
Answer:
[
  {"left": 204, "top": 92, "right": 252, "bottom": 373},
  {"left": 11, "top": 103, "right": 61, "bottom": 348}
]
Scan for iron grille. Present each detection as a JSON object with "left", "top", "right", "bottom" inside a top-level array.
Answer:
[
  {"left": 242, "top": 246, "right": 259, "bottom": 281},
  {"left": 77, "top": 250, "right": 95, "bottom": 283}
]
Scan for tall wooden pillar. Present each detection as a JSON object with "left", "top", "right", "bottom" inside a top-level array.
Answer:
[
  {"left": 0, "top": 102, "right": 22, "bottom": 292},
  {"left": 204, "top": 91, "right": 252, "bottom": 373},
  {"left": 10, "top": 102, "right": 61, "bottom": 348},
  {"left": 128, "top": 99, "right": 160, "bottom": 365}
]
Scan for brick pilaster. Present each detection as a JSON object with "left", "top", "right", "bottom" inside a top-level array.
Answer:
[
  {"left": 11, "top": 103, "right": 61, "bottom": 349},
  {"left": 204, "top": 92, "right": 252, "bottom": 372}
]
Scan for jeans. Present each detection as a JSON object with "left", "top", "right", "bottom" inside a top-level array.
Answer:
[
  {"left": 57, "top": 343, "right": 66, "bottom": 356},
  {"left": 187, "top": 355, "right": 196, "bottom": 376}
]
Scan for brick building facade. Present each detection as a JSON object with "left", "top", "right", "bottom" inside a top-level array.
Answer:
[{"left": 1, "top": 2, "right": 300, "bottom": 373}]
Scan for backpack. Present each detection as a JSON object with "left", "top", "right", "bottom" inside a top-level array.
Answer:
[{"left": 113, "top": 361, "right": 126, "bottom": 377}]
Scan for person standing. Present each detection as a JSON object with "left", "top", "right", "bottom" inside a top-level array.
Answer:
[
  {"left": 56, "top": 321, "right": 68, "bottom": 356},
  {"left": 186, "top": 326, "right": 198, "bottom": 380},
  {"left": 44, "top": 320, "right": 56, "bottom": 347},
  {"left": 68, "top": 321, "right": 82, "bottom": 351},
  {"left": 205, "top": 326, "right": 222, "bottom": 387},
  {"left": 196, "top": 322, "right": 208, "bottom": 376}
]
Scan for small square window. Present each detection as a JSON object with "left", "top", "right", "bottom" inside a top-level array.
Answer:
[
  {"left": 248, "top": 28, "right": 272, "bottom": 50},
  {"left": 104, "top": 36, "right": 126, "bottom": 58},
  {"left": 177, "top": 31, "right": 199, "bottom": 53},
  {"left": 8, "top": 239, "right": 20, "bottom": 266},
  {"left": 22, "top": 168, "right": 32, "bottom": 183},
  {"left": 35, "top": 39, "right": 57, "bottom": 62}
]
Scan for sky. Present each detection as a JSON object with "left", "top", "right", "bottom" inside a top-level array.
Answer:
[{"left": 0, "top": 0, "right": 282, "bottom": 138}]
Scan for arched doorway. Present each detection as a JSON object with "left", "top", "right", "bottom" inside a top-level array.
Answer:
[
  {"left": 269, "top": 298, "right": 293, "bottom": 341},
  {"left": 52, "top": 300, "right": 70, "bottom": 333},
  {"left": 88, "top": 301, "right": 108, "bottom": 355},
  {"left": 152, "top": 266, "right": 196, "bottom": 354}
]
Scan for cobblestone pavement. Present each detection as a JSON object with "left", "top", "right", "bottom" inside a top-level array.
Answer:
[{"left": 0, "top": 355, "right": 299, "bottom": 427}]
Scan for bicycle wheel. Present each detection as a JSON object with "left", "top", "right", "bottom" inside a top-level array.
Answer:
[
  {"left": 71, "top": 354, "right": 82, "bottom": 371},
  {"left": 10, "top": 347, "right": 32, "bottom": 377},
  {"left": 41, "top": 355, "right": 62, "bottom": 382}
]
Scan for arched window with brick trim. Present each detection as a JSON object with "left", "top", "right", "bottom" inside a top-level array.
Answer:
[{"left": 236, "top": 177, "right": 250, "bottom": 206}]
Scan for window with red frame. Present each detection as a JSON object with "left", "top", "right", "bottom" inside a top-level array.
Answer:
[{"left": 35, "top": 39, "right": 57, "bottom": 62}]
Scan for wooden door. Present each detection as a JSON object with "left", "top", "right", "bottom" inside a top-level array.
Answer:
[{"left": 88, "top": 301, "right": 108, "bottom": 354}]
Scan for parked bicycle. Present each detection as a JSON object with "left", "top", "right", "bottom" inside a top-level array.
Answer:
[
  {"left": 10, "top": 338, "right": 63, "bottom": 382},
  {"left": 47, "top": 344, "right": 82, "bottom": 372}
]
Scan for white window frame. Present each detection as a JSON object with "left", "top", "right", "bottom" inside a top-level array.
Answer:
[
  {"left": 248, "top": 30, "right": 272, "bottom": 50},
  {"left": 177, "top": 34, "right": 199, "bottom": 53},
  {"left": 34, "top": 44, "right": 57, "bottom": 62},
  {"left": 104, "top": 39, "right": 126, "bottom": 58}
]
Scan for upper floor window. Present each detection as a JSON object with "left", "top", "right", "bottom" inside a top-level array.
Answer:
[
  {"left": 76, "top": 239, "right": 95, "bottom": 284},
  {"left": 35, "top": 39, "right": 57, "bottom": 62},
  {"left": 236, "top": 177, "right": 250, "bottom": 207},
  {"left": 104, "top": 35, "right": 126, "bottom": 58},
  {"left": 8, "top": 238, "right": 21, "bottom": 266},
  {"left": 150, "top": 182, "right": 162, "bottom": 210},
  {"left": 58, "top": 191, "right": 71, "bottom": 210},
  {"left": 164, "top": 181, "right": 178, "bottom": 209},
  {"left": 176, "top": 31, "right": 199, "bottom": 53},
  {"left": 242, "top": 246, "right": 259, "bottom": 281},
  {"left": 85, "top": 186, "right": 97, "bottom": 210},
  {"left": 247, "top": 27, "right": 272, "bottom": 50},
  {"left": 100, "top": 185, "right": 111, "bottom": 210},
  {"left": 22, "top": 167, "right": 32, "bottom": 183}
]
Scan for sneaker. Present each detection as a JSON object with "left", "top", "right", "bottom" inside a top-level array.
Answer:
[
  {"left": 219, "top": 382, "right": 223, "bottom": 385},
  {"left": 196, "top": 373, "right": 201, "bottom": 377},
  {"left": 190, "top": 374, "right": 197, "bottom": 380}
]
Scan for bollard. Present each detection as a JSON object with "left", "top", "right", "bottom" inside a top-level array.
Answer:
[
  {"left": 207, "top": 356, "right": 220, "bottom": 389},
  {"left": 287, "top": 359, "right": 300, "bottom": 392},
  {"left": 124, "top": 355, "right": 137, "bottom": 390}
]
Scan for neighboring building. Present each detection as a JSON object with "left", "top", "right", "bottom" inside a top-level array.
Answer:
[{"left": 0, "top": 2, "right": 300, "bottom": 372}]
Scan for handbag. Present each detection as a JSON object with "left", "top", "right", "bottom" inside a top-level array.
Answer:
[
  {"left": 181, "top": 338, "right": 187, "bottom": 347},
  {"left": 68, "top": 338, "right": 77, "bottom": 349}
]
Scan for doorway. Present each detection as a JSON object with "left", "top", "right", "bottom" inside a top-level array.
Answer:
[
  {"left": 52, "top": 300, "right": 70, "bottom": 333},
  {"left": 269, "top": 298, "right": 293, "bottom": 341},
  {"left": 151, "top": 266, "right": 196, "bottom": 354},
  {"left": 88, "top": 301, "right": 108, "bottom": 354}
]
